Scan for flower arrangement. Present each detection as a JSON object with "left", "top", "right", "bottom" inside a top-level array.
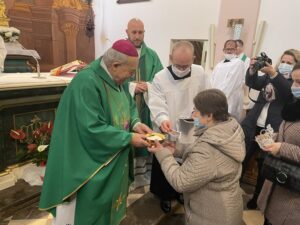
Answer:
[
  {"left": 0, "top": 26, "right": 20, "bottom": 42},
  {"left": 10, "top": 115, "right": 53, "bottom": 166}
]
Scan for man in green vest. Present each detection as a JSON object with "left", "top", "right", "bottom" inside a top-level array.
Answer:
[
  {"left": 125, "top": 18, "right": 163, "bottom": 188},
  {"left": 39, "top": 39, "right": 152, "bottom": 225}
]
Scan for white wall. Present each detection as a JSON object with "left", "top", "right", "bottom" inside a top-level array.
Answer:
[
  {"left": 93, "top": 0, "right": 221, "bottom": 67},
  {"left": 256, "top": 0, "right": 300, "bottom": 63}
]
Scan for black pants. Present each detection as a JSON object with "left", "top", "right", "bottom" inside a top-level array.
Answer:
[
  {"left": 150, "top": 155, "right": 180, "bottom": 201},
  {"left": 242, "top": 126, "right": 267, "bottom": 199}
]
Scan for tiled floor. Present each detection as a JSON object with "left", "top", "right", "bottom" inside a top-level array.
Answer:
[{"left": 2, "top": 184, "right": 264, "bottom": 225}]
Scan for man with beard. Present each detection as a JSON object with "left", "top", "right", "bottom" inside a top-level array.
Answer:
[{"left": 125, "top": 18, "right": 163, "bottom": 189}]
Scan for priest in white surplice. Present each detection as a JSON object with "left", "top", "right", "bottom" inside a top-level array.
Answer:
[
  {"left": 210, "top": 39, "right": 245, "bottom": 121},
  {"left": 148, "top": 40, "right": 208, "bottom": 213}
]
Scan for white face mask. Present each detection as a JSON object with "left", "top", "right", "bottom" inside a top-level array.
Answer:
[
  {"left": 171, "top": 65, "right": 191, "bottom": 77},
  {"left": 224, "top": 54, "right": 236, "bottom": 61},
  {"left": 278, "top": 63, "right": 293, "bottom": 76},
  {"left": 291, "top": 86, "right": 300, "bottom": 99}
]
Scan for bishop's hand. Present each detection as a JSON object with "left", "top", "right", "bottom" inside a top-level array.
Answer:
[
  {"left": 131, "top": 133, "right": 150, "bottom": 148},
  {"left": 133, "top": 123, "right": 152, "bottom": 134}
]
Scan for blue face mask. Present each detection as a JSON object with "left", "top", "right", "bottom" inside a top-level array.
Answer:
[
  {"left": 193, "top": 118, "right": 205, "bottom": 129},
  {"left": 278, "top": 63, "right": 293, "bottom": 76},
  {"left": 291, "top": 86, "right": 300, "bottom": 99}
]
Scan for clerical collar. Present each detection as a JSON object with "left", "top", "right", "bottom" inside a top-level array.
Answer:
[{"left": 167, "top": 65, "right": 191, "bottom": 80}]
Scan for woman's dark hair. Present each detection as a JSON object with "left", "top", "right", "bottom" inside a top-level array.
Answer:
[{"left": 193, "top": 89, "right": 229, "bottom": 122}]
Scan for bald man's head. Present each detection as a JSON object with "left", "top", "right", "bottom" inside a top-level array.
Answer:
[{"left": 126, "top": 18, "right": 145, "bottom": 48}]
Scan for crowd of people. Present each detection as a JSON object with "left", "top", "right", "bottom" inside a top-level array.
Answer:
[{"left": 38, "top": 18, "right": 300, "bottom": 225}]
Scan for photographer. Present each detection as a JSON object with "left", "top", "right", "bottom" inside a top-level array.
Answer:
[{"left": 241, "top": 49, "right": 300, "bottom": 209}]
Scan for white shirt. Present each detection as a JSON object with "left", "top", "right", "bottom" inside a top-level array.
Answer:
[
  {"left": 148, "top": 64, "right": 208, "bottom": 144},
  {"left": 210, "top": 57, "right": 245, "bottom": 121}
]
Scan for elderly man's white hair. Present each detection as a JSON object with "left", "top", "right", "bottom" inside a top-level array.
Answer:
[{"left": 103, "top": 48, "right": 128, "bottom": 67}]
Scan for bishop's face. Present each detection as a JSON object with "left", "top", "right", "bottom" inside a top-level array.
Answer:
[
  {"left": 110, "top": 57, "right": 139, "bottom": 85},
  {"left": 126, "top": 21, "right": 145, "bottom": 48}
]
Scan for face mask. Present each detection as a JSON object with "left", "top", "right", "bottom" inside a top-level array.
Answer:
[
  {"left": 224, "top": 54, "right": 236, "bottom": 61},
  {"left": 291, "top": 86, "right": 300, "bottom": 99},
  {"left": 278, "top": 63, "right": 293, "bottom": 76},
  {"left": 171, "top": 65, "right": 191, "bottom": 77},
  {"left": 193, "top": 118, "right": 205, "bottom": 129}
]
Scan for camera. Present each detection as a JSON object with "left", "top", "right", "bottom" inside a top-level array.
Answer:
[{"left": 253, "top": 52, "right": 272, "bottom": 71}]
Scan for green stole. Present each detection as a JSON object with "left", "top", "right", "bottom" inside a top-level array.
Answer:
[{"left": 241, "top": 53, "right": 247, "bottom": 62}]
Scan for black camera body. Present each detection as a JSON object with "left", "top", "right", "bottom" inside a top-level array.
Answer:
[{"left": 253, "top": 52, "right": 272, "bottom": 71}]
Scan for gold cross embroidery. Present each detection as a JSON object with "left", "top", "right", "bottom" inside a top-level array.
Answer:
[{"left": 114, "top": 194, "right": 123, "bottom": 211}]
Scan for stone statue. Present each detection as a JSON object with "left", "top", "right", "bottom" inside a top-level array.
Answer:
[{"left": 0, "top": 0, "right": 9, "bottom": 27}]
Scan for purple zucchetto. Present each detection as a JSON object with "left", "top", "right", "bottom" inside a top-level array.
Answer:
[{"left": 112, "top": 39, "right": 138, "bottom": 57}]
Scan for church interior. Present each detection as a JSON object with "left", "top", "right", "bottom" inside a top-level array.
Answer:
[{"left": 0, "top": 0, "right": 299, "bottom": 225}]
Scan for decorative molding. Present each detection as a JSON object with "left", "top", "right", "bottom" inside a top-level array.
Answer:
[
  {"left": 52, "top": 0, "right": 85, "bottom": 10},
  {"left": 252, "top": 20, "right": 266, "bottom": 57},
  {"left": 0, "top": 0, "right": 9, "bottom": 26},
  {"left": 61, "top": 22, "right": 79, "bottom": 36},
  {"left": 117, "top": 0, "right": 150, "bottom": 4}
]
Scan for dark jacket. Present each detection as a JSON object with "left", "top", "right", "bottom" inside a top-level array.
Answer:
[{"left": 241, "top": 69, "right": 293, "bottom": 147}]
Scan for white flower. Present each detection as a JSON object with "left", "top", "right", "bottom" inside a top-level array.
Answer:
[
  {"left": 11, "top": 27, "right": 20, "bottom": 34},
  {"left": 37, "top": 145, "right": 48, "bottom": 152},
  {"left": 0, "top": 26, "right": 20, "bottom": 42},
  {"left": 5, "top": 31, "right": 12, "bottom": 37}
]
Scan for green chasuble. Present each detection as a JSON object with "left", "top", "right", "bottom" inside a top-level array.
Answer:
[
  {"left": 39, "top": 58, "right": 140, "bottom": 225},
  {"left": 125, "top": 42, "right": 163, "bottom": 157}
]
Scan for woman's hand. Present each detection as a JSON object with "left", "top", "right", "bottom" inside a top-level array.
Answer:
[
  {"left": 148, "top": 140, "right": 175, "bottom": 154},
  {"left": 148, "top": 140, "right": 163, "bottom": 153},
  {"left": 262, "top": 142, "right": 282, "bottom": 155}
]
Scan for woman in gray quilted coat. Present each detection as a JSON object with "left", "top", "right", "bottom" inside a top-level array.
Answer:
[{"left": 148, "top": 89, "right": 245, "bottom": 225}]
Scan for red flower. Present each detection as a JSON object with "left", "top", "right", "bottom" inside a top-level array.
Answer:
[
  {"left": 10, "top": 129, "right": 26, "bottom": 140},
  {"left": 40, "top": 121, "right": 53, "bottom": 134},
  {"left": 27, "top": 143, "right": 37, "bottom": 152},
  {"left": 46, "top": 121, "right": 53, "bottom": 135},
  {"left": 39, "top": 160, "right": 46, "bottom": 167}
]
